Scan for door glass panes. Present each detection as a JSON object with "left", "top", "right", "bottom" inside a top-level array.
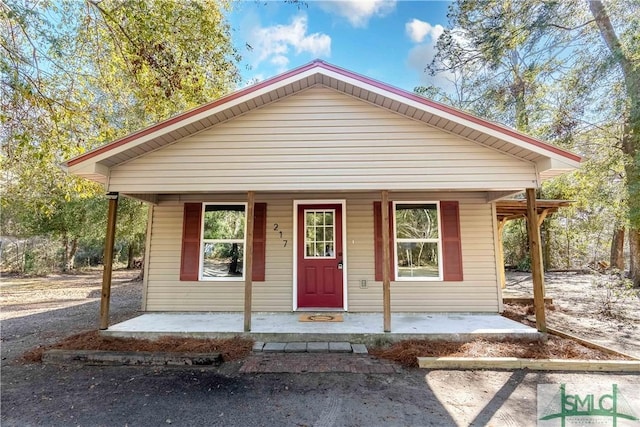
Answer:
[{"left": 305, "top": 210, "right": 335, "bottom": 258}]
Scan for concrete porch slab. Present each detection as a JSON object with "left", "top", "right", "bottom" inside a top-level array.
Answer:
[{"left": 103, "top": 312, "right": 539, "bottom": 344}]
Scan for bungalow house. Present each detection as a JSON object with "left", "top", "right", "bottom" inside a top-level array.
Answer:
[{"left": 64, "top": 60, "right": 580, "bottom": 333}]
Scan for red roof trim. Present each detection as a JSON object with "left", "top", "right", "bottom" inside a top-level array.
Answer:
[{"left": 66, "top": 59, "right": 581, "bottom": 167}]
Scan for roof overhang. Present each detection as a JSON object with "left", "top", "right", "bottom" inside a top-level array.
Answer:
[{"left": 64, "top": 60, "right": 581, "bottom": 186}]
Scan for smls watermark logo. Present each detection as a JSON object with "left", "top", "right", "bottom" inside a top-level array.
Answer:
[{"left": 538, "top": 383, "right": 640, "bottom": 427}]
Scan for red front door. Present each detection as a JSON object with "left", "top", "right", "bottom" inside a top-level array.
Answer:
[{"left": 297, "top": 204, "right": 344, "bottom": 308}]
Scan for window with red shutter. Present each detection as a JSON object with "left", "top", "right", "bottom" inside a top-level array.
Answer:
[
  {"left": 179, "top": 202, "right": 267, "bottom": 281},
  {"left": 374, "top": 200, "right": 463, "bottom": 282}
]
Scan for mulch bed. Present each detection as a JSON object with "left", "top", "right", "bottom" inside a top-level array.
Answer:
[
  {"left": 20, "top": 304, "right": 625, "bottom": 368},
  {"left": 371, "top": 304, "right": 626, "bottom": 368},
  {"left": 369, "top": 336, "right": 619, "bottom": 368},
  {"left": 20, "top": 331, "right": 253, "bottom": 364},
  {"left": 501, "top": 303, "right": 549, "bottom": 326}
]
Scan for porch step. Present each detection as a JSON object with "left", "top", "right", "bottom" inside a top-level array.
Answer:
[{"left": 253, "top": 341, "right": 368, "bottom": 354}]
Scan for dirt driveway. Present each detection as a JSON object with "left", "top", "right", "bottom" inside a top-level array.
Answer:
[{"left": 1, "top": 270, "right": 639, "bottom": 426}]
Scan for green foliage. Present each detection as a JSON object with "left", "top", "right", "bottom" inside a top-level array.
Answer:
[
  {"left": 1, "top": 0, "right": 239, "bottom": 272},
  {"left": 428, "top": 0, "right": 579, "bottom": 133},
  {"left": 426, "top": 0, "right": 640, "bottom": 274}
]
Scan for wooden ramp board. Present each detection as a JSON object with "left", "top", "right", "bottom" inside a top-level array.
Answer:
[{"left": 299, "top": 314, "right": 344, "bottom": 322}]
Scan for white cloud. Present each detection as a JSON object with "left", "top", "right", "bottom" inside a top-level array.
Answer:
[
  {"left": 318, "top": 0, "right": 397, "bottom": 28},
  {"left": 405, "top": 19, "right": 444, "bottom": 44},
  {"left": 250, "top": 15, "right": 331, "bottom": 72},
  {"left": 270, "top": 55, "right": 290, "bottom": 69},
  {"left": 405, "top": 20, "right": 453, "bottom": 92}
]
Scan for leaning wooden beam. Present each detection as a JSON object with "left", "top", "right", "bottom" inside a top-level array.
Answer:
[
  {"left": 381, "top": 190, "right": 391, "bottom": 332},
  {"left": 537, "top": 208, "right": 552, "bottom": 228},
  {"left": 100, "top": 192, "right": 119, "bottom": 330},
  {"left": 244, "top": 191, "right": 255, "bottom": 332},
  {"left": 547, "top": 327, "right": 639, "bottom": 361},
  {"left": 526, "top": 188, "right": 546, "bottom": 332}
]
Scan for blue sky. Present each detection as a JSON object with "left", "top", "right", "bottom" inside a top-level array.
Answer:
[{"left": 227, "top": 1, "right": 452, "bottom": 92}]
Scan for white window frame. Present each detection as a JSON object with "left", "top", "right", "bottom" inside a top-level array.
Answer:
[
  {"left": 199, "top": 202, "right": 248, "bottom": 281},
  {"left": 393, "top": 201, "right": 443, "bottom": 281}
]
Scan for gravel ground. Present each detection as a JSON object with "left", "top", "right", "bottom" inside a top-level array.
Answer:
[{"left": 1, "top": 269, "right": 142, "bottom": 366}]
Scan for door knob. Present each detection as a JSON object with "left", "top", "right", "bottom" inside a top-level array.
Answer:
[{"left": 337, "top": 261, "right": 343, "bottom": 270}]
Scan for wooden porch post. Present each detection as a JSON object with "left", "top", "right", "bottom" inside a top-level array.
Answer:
[
  {"left": 381, "top": 190, "right": 391, "bottom": 332},
  {"left": 244, "top": 191, "right": 255, "bottom": 332},
  {"left": 100, "top": 192, "right": 119, "bottom": 330},
  {"left": 526, "top": 188, "right": 546, "bottom": 332},
  {"left": 498, "top": 219, "right": 507, "bottom": 289}
]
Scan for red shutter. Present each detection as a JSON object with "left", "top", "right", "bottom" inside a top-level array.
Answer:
[
  {"left": 441, "top": 201, "right": 463, "bottom": 282},
  {"left": 180, "top": 203, "right": 202, "bottom": 281},
  {"left": 373, "top": 201, "right": 395, "bottom": 281},
  {"left": 252, "top": 203, "right": 267, "bottom": 281}
]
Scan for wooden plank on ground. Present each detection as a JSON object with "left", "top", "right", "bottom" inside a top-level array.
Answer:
[{"left": 418, "top": 357, "right": 640, "bottom": 372}]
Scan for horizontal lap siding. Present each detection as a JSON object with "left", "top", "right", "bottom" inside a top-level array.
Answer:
[
  {"left": 145, "top": 197, "right": 294, "bottom": 312},
  {"left": 145, "top": 192, "right": 499, "bottom": 313},
  {"left": 346, "top": 192, "right": 499, "bottom": 313},
  {"left": 108, "top": 88, "right": 537, "bottom": 193},
  {"left": 253, "top": 198, "right": 292, "bottom": 311},
  {"left": 145, "top": 205, "right": 241, "bottom": 311}
]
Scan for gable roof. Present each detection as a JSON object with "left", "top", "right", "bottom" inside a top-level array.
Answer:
[{"left": 64, "top": 60, "right": 580, "bottom": 184}]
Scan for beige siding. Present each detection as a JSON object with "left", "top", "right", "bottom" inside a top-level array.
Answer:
[
  {"left": 145, "top": 194, "right": 294, "bottom": 312},
  {"left": 108, "top": 88, "right": 537, "bottom": 193},
  {"left": 144, "top": 192, "right": 499, "bottom": 313},
  {"left": 345, "top": 192, "right": 498, "bottom": 312}
]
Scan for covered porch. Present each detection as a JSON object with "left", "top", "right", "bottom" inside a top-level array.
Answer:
[{"left": 101, "top": 312, "right": 538, "bottom": 344}]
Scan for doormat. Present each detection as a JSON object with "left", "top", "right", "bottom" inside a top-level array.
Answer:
[{"left": 299, "top": 314, "right": 344, "bottom": 322}]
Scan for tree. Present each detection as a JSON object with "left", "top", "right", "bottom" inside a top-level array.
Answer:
[
  {"left": 424, "top": 0, "right": 638, "bottom": 278},
  {"left": 587, "top": 0, "right": 640, "bottom": 284},
  {"left": 1, "top": 0, "right": 240, "bottom": 271},
  {"left": 427, "top": 0, "right": 581, "bottom": 134}
]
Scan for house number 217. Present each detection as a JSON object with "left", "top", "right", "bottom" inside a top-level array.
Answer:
[{"left": 273, "top": 223, "right": 287, "bottom": 247}]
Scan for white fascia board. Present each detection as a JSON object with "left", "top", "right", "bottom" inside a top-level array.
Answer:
[
  {"left": 68, "top": 161, "right": 110, "bottom": 178},
  {"left": 535, "top": 157, "right": 579, "bottom": 174}
]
